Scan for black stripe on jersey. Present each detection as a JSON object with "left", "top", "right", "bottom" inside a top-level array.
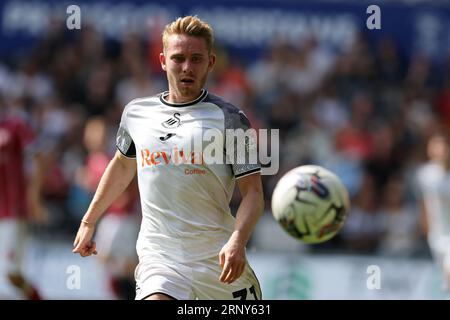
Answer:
[
  {"left": 235, "top": 167, "right": 261, "bottom": 179},
  {"left": 159, "top": 89, "right": 208, "bottom": 107},
  {"left": 117, "top": 140, "right": 136, "bottom": 158}
]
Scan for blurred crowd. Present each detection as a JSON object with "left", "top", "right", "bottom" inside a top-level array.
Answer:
[{"left": 2, "top": 18, "right": 450, "bottom": 259}]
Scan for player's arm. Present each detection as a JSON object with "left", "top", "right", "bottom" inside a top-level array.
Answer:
[
  {"left": 73, "top": 150, "right": 136, "bottom": 257},
  {"left": 219, "top": 172, "right": 264, "bottom": 284}
]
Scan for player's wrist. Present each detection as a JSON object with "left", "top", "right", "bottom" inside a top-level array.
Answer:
[
  {"left": 81, "top": 218, "right": 96, "bottom": 227},
  {"left": 230, "top": 230, "right": 248, "bottom": 247}
]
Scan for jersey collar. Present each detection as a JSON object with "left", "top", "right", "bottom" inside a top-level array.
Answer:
[{"left": 159, "top": 89, "right": 208, "bottom": 107}]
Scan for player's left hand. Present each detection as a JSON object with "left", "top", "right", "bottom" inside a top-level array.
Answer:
[{"left": 219, "top": 232, "right": 246, "bottom": 284}]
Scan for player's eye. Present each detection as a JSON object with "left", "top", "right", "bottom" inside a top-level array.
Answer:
[
  {"left": 172, "top": 56, "right": 184, "bottom": 63},
  {"left": 192, "top": 56, "right": 203, "bottom": 63}
]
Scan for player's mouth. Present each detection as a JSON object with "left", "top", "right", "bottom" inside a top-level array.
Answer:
[{"left": 180, "top": 77, "right": 195, "bottom": 86}]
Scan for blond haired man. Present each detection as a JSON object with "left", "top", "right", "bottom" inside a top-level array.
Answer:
[{"left": 73, "top": 16, "right": 264, "bottom": 300}]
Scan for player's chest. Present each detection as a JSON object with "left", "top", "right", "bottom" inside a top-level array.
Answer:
[{"left": 129, "top": 108, "right": 224, "bottom": 155}]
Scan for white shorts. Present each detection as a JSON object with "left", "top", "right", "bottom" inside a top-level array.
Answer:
[
  {"left": 0, "top": 218, "right": 27, "bottom": 275},
  {"left": 134, "top": 255, "right": 262, "bottom": 300}
]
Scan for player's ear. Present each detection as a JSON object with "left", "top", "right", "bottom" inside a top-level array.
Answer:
[
  {"left": 208, "top": 53, "right": 216, "bottom": 72},
  {"left": 159, "top": 52, "right": 167, "bottom": 71}
]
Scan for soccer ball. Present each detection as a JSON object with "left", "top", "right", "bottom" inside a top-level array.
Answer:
[{"left": 271, "top": 165, "right": 350, "bottom": 244}]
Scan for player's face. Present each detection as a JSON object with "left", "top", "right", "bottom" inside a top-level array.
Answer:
[{"left": 160, "top": 34, "right": 215, "bottom": 103}]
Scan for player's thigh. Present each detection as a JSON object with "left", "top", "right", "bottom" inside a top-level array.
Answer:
[
  {"left": 191, "top": 256, "right": 262, "bottom": 300},
  {"left": 135, "top": 258, "right": 194, "bottom": 300}
]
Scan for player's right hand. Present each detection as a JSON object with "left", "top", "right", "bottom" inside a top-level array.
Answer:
[{"left": 72, "top": 222, "right": 97, "bottom": 257}]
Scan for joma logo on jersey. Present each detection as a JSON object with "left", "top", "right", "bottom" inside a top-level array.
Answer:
[
  {"left": 162, "top": 113, "right": 181, "bottom": 128},
  {"left": 141, "top": 147, "right": 204, "bottom": 167}
]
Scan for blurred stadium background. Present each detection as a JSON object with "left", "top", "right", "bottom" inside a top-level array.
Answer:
[{"left": 1, "top": 0, "right": 450, "bottom": 299}]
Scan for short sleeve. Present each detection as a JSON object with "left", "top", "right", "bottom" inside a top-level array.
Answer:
[
  {"left": 116, "top": 106, "right": 136, "bottom": 158},
  {"left": 224, "top": 109, "right": 260, "bottom": 179}
]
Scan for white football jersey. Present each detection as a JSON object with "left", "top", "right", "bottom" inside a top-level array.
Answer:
[
  {"left": 116, "top": 90, "right": 260, "bottom": 263},
  {"left": 416, "top": 162, "right": 450, "bottom": 253}
]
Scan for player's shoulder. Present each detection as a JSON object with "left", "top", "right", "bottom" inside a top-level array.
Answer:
[
  {"left": 121, "top": 93, "right": 164, "bottom": 118},
  {"left": 204, "top": 92, "right": 252, "bottom": 129},
  {"left": 125, "top": 94, "right": 161, "bottom": 109},
  {"left": 204, "top": 92, "right": 244, "bottom": 116}
]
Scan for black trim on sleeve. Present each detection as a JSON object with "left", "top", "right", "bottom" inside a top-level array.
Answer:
[
  {"left": 235, "top": 167, "right": 261, "bottom": 179},
  {"left": 127, "top": 140, "right": 136, "bottom": 157},
  {"left": 117, "top": 142, "right": 136, "bottom": 159}
]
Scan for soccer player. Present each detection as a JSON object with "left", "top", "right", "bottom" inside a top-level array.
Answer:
[
  {"left": 0, "top": 103, "right": 45, "bottom": 300},
  {"left": 73, "top": 16, "right": 264, "bottom": 300},
  {"left": 416, "top": 132, "right": 450, "bottom": 294}
]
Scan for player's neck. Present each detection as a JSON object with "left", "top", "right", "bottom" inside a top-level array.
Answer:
[{"left": 166, "top": 90, "right": 203, "bottom": 104}]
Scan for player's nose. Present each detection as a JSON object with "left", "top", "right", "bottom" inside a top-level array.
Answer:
[{"left": 181, "top": 61, "right": 193, "bottom": 73}]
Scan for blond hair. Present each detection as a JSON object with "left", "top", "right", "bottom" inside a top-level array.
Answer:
[{"left": 162, "top": 16, "right": 214, "bottom": 54}]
